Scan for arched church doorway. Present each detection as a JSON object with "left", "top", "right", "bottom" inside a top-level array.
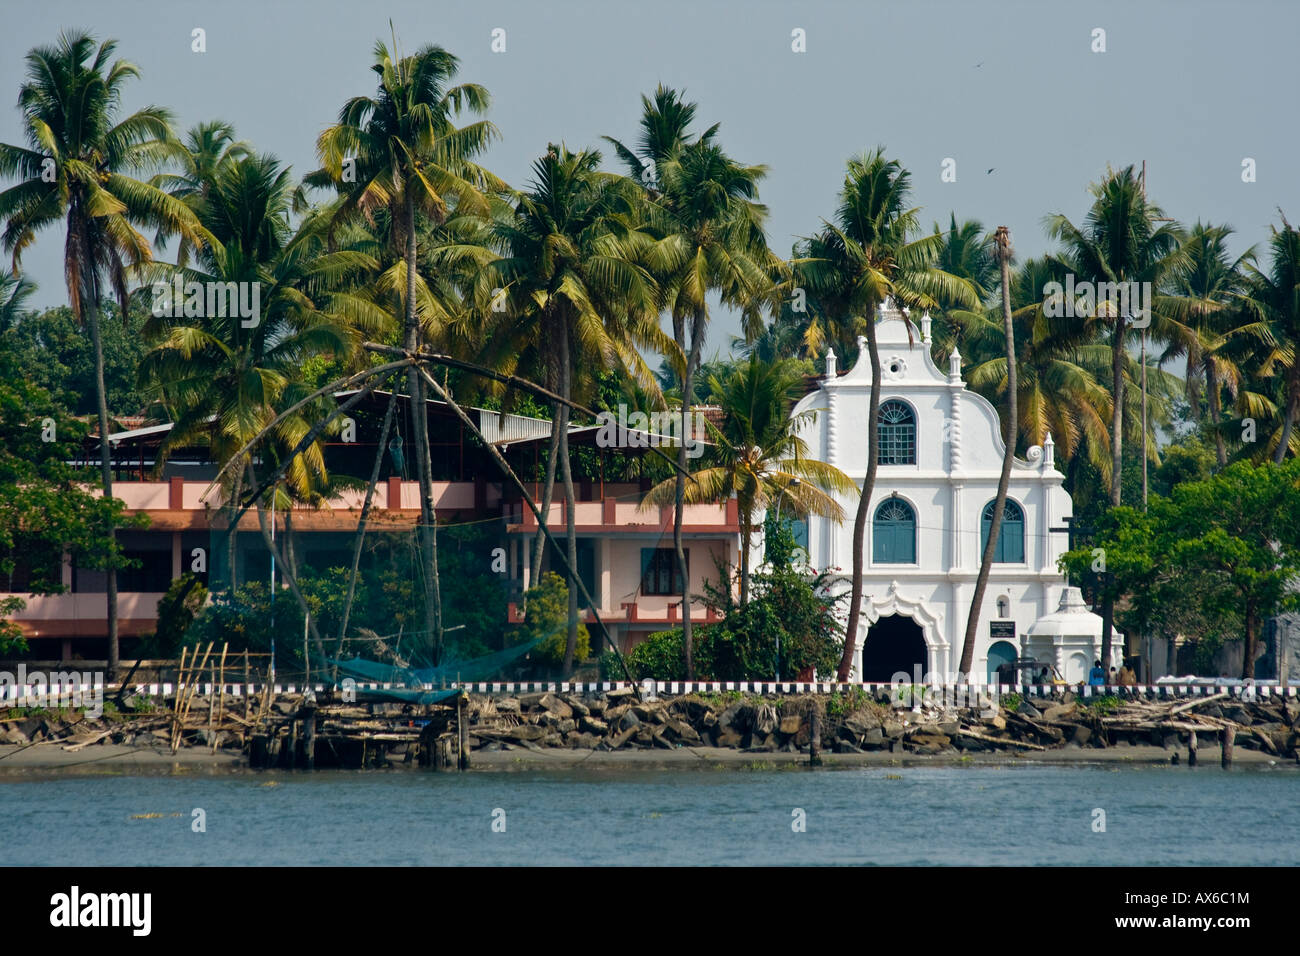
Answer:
[
  {"left": 987, "top": 640, "right": 1017, "bottom": 682},
  {"left": 862, "top": 614, "right": 927, "bottom": 682}
]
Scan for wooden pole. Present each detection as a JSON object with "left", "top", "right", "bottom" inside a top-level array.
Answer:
[
  {"left": 809, "top": 705, "right": 822, "bottom": 767},
  {"left": 1187, "top": 729, "right": 1198, "bottom": 767},
  {"left": 303, "top": 701, "right": 316, "bottom": 771},
  {"left": 243, "top": 649, "right": 250, "bottom": 721},
  {"left": 458, "top": 693, "right": 469, "bottom": 771},
  {"left": 206, "top": 656, "right": 216, "bottom": 748},
  {"left": 172, "top": 646, "right": 188, "bottom": 753},
  {"left": 212, "top": 643, "right": 228, "bottom": 753},
  {"left": 1221, "top": 725, "right": 1235, "bottom": 768}
]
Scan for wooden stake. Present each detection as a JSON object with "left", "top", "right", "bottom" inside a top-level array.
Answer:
[
  {"left": 171, "top": 646, "right": 188, "bottom": 753},
  {"left": 809, "top": 706, "right": 822, "bottom": 767},
  {"left": 1188, "top": 729, "right": 1198, "bottom": 767},
  {"left": 458, "top": 693, "right": 469, "bottom": 771},
  {"left": 303, "top": 701, "right": 316, "bottom": 771},
  {"left": 212, "top": 643, "right": 228, "bottom": 753},
  {"left": 1221, "top": 725, "right": 1235, "bottom": 768},
  {"left": 243, "top": 649, "right": 250, "bottom": 722}
]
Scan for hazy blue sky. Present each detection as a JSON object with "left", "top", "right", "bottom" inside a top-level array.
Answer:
[{"left": 3, "top": 0, "right": 1297, "bottom": 356}]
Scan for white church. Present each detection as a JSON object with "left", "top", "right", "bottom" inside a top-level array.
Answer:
[{"left": 778, "top": 300, "right": 1106, "bottom": 684}]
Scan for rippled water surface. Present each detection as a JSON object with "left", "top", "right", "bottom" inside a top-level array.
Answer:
[{"left": 2, "top": 765, "right": 1297, "bottom": 865}]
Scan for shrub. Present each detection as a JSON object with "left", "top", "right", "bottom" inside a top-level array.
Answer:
[{"left": 518, "top": 573, "right": 590, "bottom": 668}]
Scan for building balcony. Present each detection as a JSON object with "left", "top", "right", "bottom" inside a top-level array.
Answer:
[
  {"left": 88, "top": 478, "right": 498, "bottom": 530},
  {"left": 507, "top": 598, "right": 723, "bottom": 626},
  {"left": 506, "top": 496, "right": 739, "bottom": 534}
]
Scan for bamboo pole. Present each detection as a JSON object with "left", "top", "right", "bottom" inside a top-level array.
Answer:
[
  {"left": 174, "top": 642, "right": 213, "bottom": 753},
  {"left": 171, "top": 646, "right": 188, "bottom": 753},
  {"left": 212, "top": 643, "right": 228, "bottom": 753}
]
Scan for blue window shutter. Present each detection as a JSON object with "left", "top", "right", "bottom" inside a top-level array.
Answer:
[{"left": 982, "top": 500, "right": 1025, "bottom": 563}]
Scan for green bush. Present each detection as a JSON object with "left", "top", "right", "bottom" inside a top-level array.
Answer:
[{"left": 518, "top": 573, "right": 589, "bottom": 667}]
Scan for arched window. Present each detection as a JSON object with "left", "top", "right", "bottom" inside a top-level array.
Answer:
[
  {"left": 877, "top": 400, "right": 916, "bottom": 465},
  {"left": 873, "top": 498, "right": 916, "bottom": 563},
  {"left": 981, "top": 499, "right": 1025, "bottom": 563}
]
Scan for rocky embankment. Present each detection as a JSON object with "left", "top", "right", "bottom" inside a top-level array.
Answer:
[
  {"left": 2, "top": 687, "right": 1297, "bottom": 764},
  {"left": 462, "top": 688, "right": 1300, "bottom": 760}
]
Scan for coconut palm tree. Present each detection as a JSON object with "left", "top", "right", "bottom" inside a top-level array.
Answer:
[
  {"left": 641, "top": 356, "right": 855, "bottom": 605},
  {"left": 308, "top": 38, "right": 503, "bottom": 662},
  {"left": 1045, "top": 166, "right": 1187, "bottom": 507},
  {"left": 0, "top": 31, "right": 208, "bottom": 677},
  {"left": 798, "top": 149, "right": 979, "bottom": 682},
  {"left": 607, "top": 87, "right": 778, "bottom": 677},
  {"left": 1045, "top": 165, "right": 1187, "bottom": 668},
  {"left": 139, "top": 152, "right": 373, "bottom": 617},
  {"left": 949, "top": 257, "right": 1113, "bottom": 470},
  {"left": 1161, "top": 222, "right": 1257, "bottom": 466},
  {"left": 482, "top": 144, "right": 663, "bottom": 671},
  {"left": 958, "top": 227, "right": 1016, "bottom": 678},
  {"left": 1239, "top": 215, "right": 1300, "bottom": 463}
]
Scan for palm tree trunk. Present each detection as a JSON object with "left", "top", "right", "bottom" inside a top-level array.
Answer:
[
  {"left": 84, "top": 296, "right": 120, "bottom": 680},
  {"left": 531, "top": 315, "right": 562, "bottom": 584},
  {"left": 959, "top": 227, "right": 1017, "bottom": 678},
  {"left": 1110, "top": 314, "right": 1126, "bottom": 507},
  {"left": 531, "top": 416, "right": 561, "bottom": 583},
  {"left": 226, "top": 465, "right": 243, "bottom": 594},
  {"left": 1272, "top": 365, "right": 1299, "bottom": 464},
  {"left": 739, "top": 517, "right": 752, "bottom": 607},
  {"left": 404, "top": 193, "right": 442, "bottom": 661},
  {"left": 1206, "top": 363, "right": 1227, "bottom": 466},
  {"left": 335, "top": 384, "right": 399, "bottom": 676},
  {"left": 255, "top": 496, "right": 327, "bottom": 666},
  {"left": 676, "top": 307, "right": 706, "bottom": 680},
  {"left": 559, "top": 328, "right": 580, "bottom": 674},
  {"left": 1100, "top": 313, "right": 1127, "bottom": 670},
  {"left": 838, "top": 317, "right": 882, "bottom": 681}
]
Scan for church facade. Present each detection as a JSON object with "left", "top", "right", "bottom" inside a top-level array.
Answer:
[{"left": 782, "top": 300, "right": 1095, "bottom": 683}]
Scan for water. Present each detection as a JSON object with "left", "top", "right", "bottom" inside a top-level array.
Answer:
[{"left": 2, "top": 765, "right": 1297, "bottom": 866}]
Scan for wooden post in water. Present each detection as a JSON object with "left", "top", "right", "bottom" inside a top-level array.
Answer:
[
  {"left": 1221, "top": 726, "right": 1235, "bottom": 768},
  {"left": 303, "top": 701, "right": 317, "bottom": 770},
  {"left": 457, "top": 693, "right": 469, "bottom": 771},
  {"left": 286, "top": 713, "right": 298, "bottom": 769},
  {"left": 809, "top": 705, "right": 822, "bottom": 767},
  {"left": 1187, "top": 729, "right": 1198, "bottom": 767},
  {"left": 243, "top": 650, "right": 251, "bottom": 722}
]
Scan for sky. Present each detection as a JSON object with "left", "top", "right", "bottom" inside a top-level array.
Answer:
[{"left": 2, "top": 0, "right": 1298, "bottom": 360}]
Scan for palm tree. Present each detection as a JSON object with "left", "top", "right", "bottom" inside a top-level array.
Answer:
[
  {"left": 309, "top": 38, "right": 502, "bottom": 663},
  {"left": 139, "top": 151, "right": 364, "bottom": 661},
  {"left": 0, "top": 31, "right": 207, "bottom": 677},
  {"left": 483, "top": 144, "right": 662, "bottom": 672},
  {"left": 950, "top": 257, "right": 1113, "bottom": 470},
  {"left": 1162, "top": 222, "right": 1256, "bottom": 466},
  {"left": 1240, "top": 215, "right": 1300, "bottom": 463},
  {"left": 928, "top": 215, "right": 998, "bottom": 361},
  {"left": 958, "top": 227, "right": 1016, "bottom": 678},
  {"left": 608, "top": 87, "right": 778, "bottom": 677},
  {"left": 1045, "top": 165, "right": 1186, "bottom": 668},
  {"left": 641, "top": 356, "right": 855, "bottom": 605},
  {"left": 798, "top": 149, "right": 978, "bottom": 682}
]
